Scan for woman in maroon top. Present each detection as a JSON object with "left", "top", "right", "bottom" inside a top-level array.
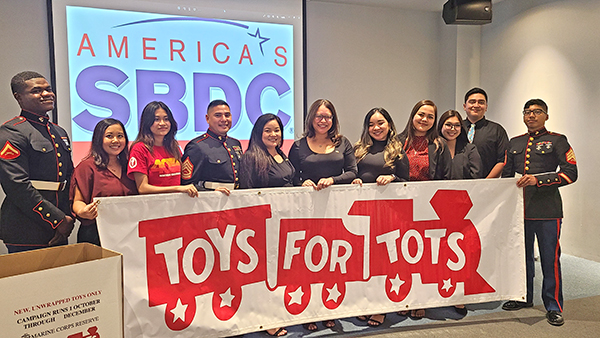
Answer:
[
  {"left": 397, "top": 100, "right": 451, "bottom": 318},
  {"left": 398, "top": 100, "right": 451, "bottom": 182},
  {"left": 71, "top": 118, "right": 137, "bottom": 246}
]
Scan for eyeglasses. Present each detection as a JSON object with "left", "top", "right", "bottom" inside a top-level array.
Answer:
[
  {"left": 314, "top": 114, "right": 333, "bottom": 121},
  {"left": 522, "top": 109, "right": 546, "bottom": 116},
  {"left": 443, "top": 123, "right": 462, "bottom": 130}
]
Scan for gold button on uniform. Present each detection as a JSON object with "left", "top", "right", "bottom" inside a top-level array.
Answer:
[
  {"left": 42, "top": 148, "right": 46, "bottom": 152},
  {"left": 55, "top": 143, "right": 59, "bottom": 148},
  {"left": 525, "top": 167, "right": 529, "bottom": 171},
  {"left": 217, "top": 159, "right": 221, "bottom": 163},
  {"left": 54, "top": 220, "right": 58, "bottom": 224},
  {"left": 57, "top": 153, "right": 61, "bottom": 158},
  {"left": 526, "top": 154, "right": 531, "bottom": 158},
  {"left": 59, "top": 172, "right": 63, "bottom": 176},
  {"left": 51, "top": 135, "right": 56, "bottom": 138},
  {"left": 526, "top": 161, "right": 530, "bottom": 164},
  {"left": 59, "top": 162, "right": 62, "bottom": 167},
  {"left": 46, "top": 213, "right": 50, "bottom": 217},
  {"left": 527, "top": 148, "right": 531, "bottom": 152},
  {"left": 38, "top": 207, "right": 43, "bottom": 211},
  {"left": 528, "top": 142, "right": 532, "bottom": 146}
]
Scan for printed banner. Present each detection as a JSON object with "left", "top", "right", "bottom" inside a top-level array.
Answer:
[{"left": 97, "top": 178, "right": 525, "bottom": 337}]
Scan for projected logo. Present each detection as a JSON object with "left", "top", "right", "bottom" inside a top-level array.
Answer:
[{"left": 65, "top": 6, "right": 294, "bottom": 151}]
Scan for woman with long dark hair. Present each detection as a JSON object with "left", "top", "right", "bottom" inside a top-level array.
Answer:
[
  {"left": 399, "top": 99, "right": 451, "bottom": 182},
  {"left": 397, "top": 100, "right": 451, "bottom": 319},
  {"left": 70, "top": 118, "right": 137, "bottom": 246},
  {"left": 239, "top": 113, "right": 293, "bottom": 337},
  {"left": 240, "top": 113, "right": 294, "bottom": 189},
  {"left": 127, "top": 101, "right": 197, "bottom": 197}
]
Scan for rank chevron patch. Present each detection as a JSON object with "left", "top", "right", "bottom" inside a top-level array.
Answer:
[
  {"left": 0, "top": 141, "right": 20, "bottom": 160},
  {"left": 566, "top": 147, "right": 576, "bottom": 164}
]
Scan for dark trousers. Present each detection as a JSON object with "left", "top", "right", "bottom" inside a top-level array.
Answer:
[
  {"left": 6, "top": 244, "right": 48, "bottom": 253},
  {"left": 525, "top": 218, "right": 563, "bottom": 312}
]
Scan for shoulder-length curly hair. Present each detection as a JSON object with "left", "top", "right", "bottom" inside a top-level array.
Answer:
[{"left": 303, "top": 99, "right": 341, "bottom": 145}]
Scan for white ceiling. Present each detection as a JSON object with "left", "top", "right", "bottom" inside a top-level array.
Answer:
[{"left": 310, "top": 0, "right": 504, "bottom": 12}]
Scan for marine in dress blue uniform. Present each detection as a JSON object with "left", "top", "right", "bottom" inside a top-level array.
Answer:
[
  {"left": 180, "top": 100, "right": 242, "bottom": 192},
  {"left": 0, "top": 71, "right": 75, "bottom": 253},
  {"left": 501, "top": 99, "right": 577, "bottom": 326},
  {"left": 181, "top": 129, "right": 242, "bottom": 189}
]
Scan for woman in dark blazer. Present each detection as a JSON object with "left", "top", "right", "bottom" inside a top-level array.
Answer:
[{"left": 438, "top": 109, "right": 482, "bottom": 179}]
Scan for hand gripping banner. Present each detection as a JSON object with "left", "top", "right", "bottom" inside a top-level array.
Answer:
[{"left": 96, "top": 178, "right": 525, "bottom": 337}]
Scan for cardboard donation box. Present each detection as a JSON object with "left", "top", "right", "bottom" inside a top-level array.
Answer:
[{"left": 0, "top": 243, "right": 123, "bottom": 338}]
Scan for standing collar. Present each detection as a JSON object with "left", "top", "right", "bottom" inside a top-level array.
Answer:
[
  {"left": 20, "top": 110, "right": 50, "bottom": 125},
  {"left": 207, "top": 128, "right": 227, "bottom": 141},
  {"left": 529, "top": 127, "right": 548, "bottom": 137}
]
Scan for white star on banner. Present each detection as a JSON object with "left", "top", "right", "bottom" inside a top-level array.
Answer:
[
  {"left": 442, "top": 278, "right": 453, "bottom": 292},
  {"left": 220, "top": 288, "right": 235, "bottom": 308},
  {"left": 170, "top": 298, "right": 188, "bottom": 323},
  {"left": 288, "top": 286, "right": 304, "bottom": 306},
  {"left": 325, "top": 284, "right": 342, "bottom": 303},
  {"left": 389, "top": 274, "right": 405, "bottom": 295}
]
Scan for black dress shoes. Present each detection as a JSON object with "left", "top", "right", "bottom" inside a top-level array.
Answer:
[
  {"left": 546, "top": 311, "right": 564, "bottom": 326},
  {"left": 502, "top": 300, "right": 534, "bottom": 311}
]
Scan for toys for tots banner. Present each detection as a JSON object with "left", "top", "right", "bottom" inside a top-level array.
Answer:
[{"left": 97, "top": 179, "right": 525, "bottom": 337}]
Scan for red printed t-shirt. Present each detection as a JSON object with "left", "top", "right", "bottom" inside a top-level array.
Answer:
[{"left": 128, "top": 143, "right": 182, "bottom": 186}]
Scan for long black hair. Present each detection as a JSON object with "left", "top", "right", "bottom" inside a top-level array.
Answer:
[
  {"left": 240, "top": 114, "right": 284, "bottom": 188},
  {"left": 90, "top": 118, "right": 129, "bottom": 170},
  {"left": 131, "top": 101, "right": 181, "bottom": 161}
]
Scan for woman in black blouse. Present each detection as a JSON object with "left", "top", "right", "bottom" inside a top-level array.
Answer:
[
  {"left": 288, "top": 99, "right": 357, "bottom": 191},
  {"left": 288, "top": 99, "right": 355, "bottom": 331},
  {"left": 240, "top": 113, "right": 291, "bottom": 337},
  {"left": 438, "top": 110, "right": 482, "bottom": 180},
  {"left": 240, "top": 113, "right": 294, "bottom": 190},
  {"left": 353, "top": 107, "right": 409, "bottom": 186}
]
